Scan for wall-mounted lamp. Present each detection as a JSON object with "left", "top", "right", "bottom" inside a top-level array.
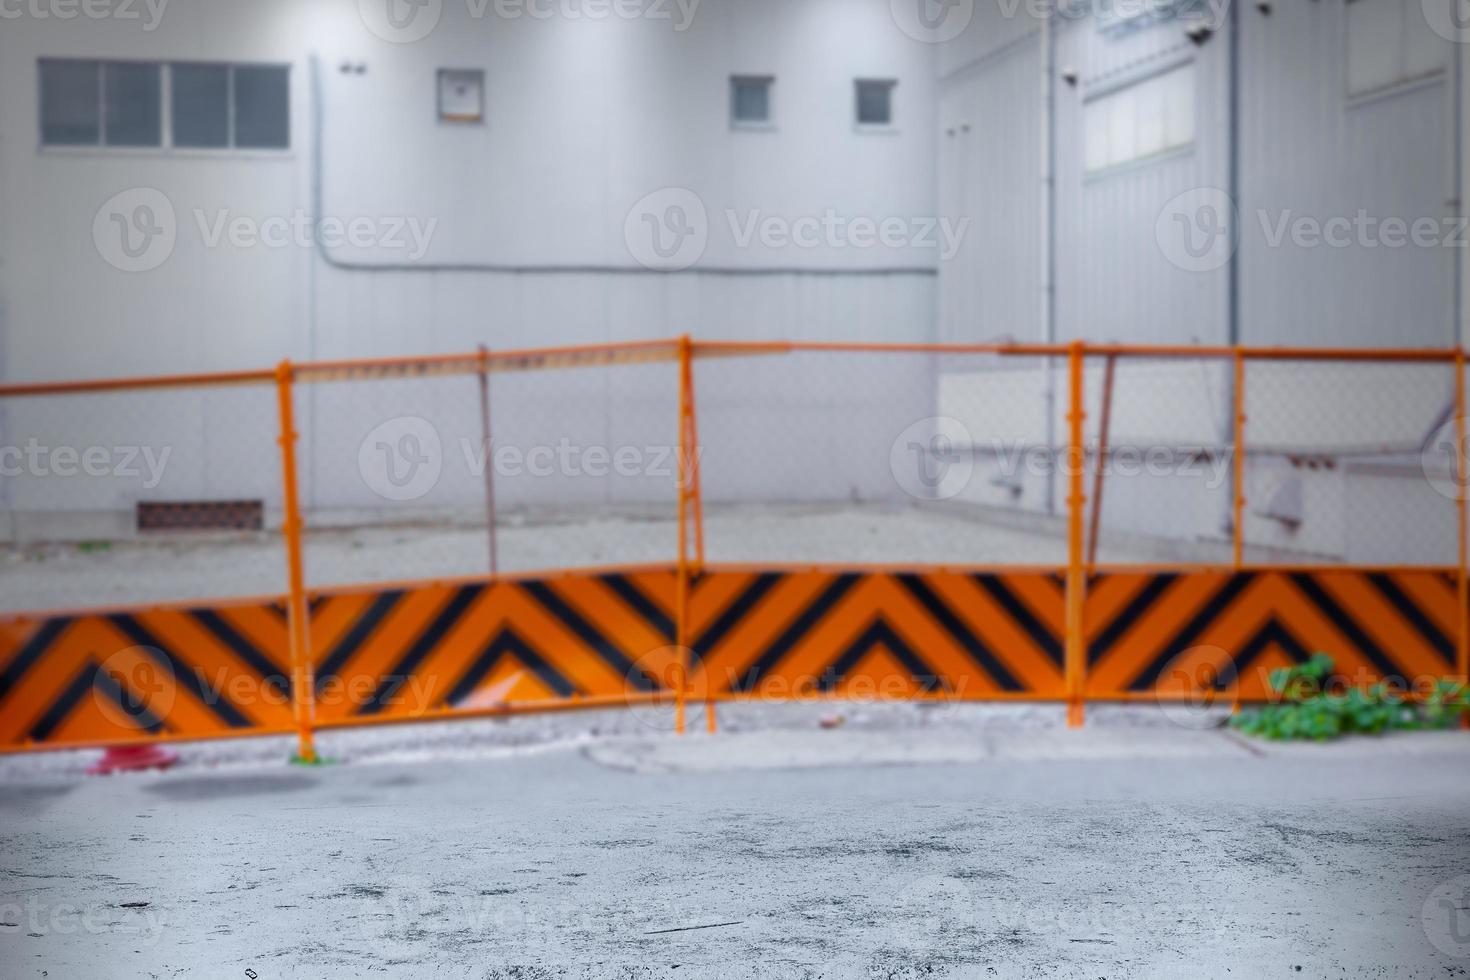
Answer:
[
  {"left": 1061, "top": 68, "right": 1079, "bottom": 88},
  {"left": 1185, "top": 25, "right": 1215, "bottom": 46}
]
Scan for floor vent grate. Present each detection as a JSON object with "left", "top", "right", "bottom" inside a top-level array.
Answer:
[{"left": 137, "top": 500, "right": 264, "bottom": 533}]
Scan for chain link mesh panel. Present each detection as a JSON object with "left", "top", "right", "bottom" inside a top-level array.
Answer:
[
  {"left": 1082, "top": 354, "right": 1236, "bottom": 566},
  {"left": 694, "top": 349, "right": 1074, "bottom": 566},
  {"left": 1242, "top": 358, "right": 1458, "bottom": 567},
  {"left": 0, "top": 383, "right": 285, "bottom": 613},
  {"left": 298, "top": 358, "right": 681, "bottom": 590}
]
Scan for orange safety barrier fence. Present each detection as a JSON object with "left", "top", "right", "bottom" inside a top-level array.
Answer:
[{"left": 0, "top": 338, "right": 1466, "bottom": 755}]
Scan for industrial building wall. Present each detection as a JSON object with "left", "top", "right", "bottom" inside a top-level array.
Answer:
[
  {"left": 0, "top": 0, "right": 940, "bottom": 539},
  {"left": 935, "top": 0, "right": 1464, "bottom": 564},
  {"left": 1237, "top": 0, "right": 1458, "bottom": 349},
  {"left": 935, "top": 1, "right": 1043, "bottom": 347},
  {"left": 0, "top": 0, "right": 939, "bottom": 384},
  {"left": 938, "top": 0, "right": 1460, "bottom": 350}
]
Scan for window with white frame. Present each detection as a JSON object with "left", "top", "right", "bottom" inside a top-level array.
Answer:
[
  {"left": 1345, "top": 0, "right": 1447, "bottom": 97},
  {"left": 40, "top": 59, "right": 290, "bottom": 150},
  {"left": 731, "top": 75, "right": 774, "bottom": 127},
  {"left": 1083, "top": 62, "right": 1195, "bottom": 174}
]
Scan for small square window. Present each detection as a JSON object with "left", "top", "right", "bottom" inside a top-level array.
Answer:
[
  {"left": 439, "top": 68, "right": 484, "bottom": 123},
  {"left": 855, "top": 79, "right": 897, "bottom": 128},
  {"left": 233, "top": 65, "right": 290, "bottom": 149},
  {"left": 40, "top": 59, "right": 100, "bottom": 146},
  {"left": 731, "top": 76, "right": 773, "bottom": 126},
  {"left": 172, "top": 63, "right": 230, "bottom": 148},
  {"left": 104, "top": 61, "right": 162, "bottom": 147}
]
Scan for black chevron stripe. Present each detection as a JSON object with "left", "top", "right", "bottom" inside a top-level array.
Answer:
[
  {"left": 360, "top": 586, "right": 484, "bottom": 715},
  {"left": 314, "top": 591, "right": 405, "bottom": 693},
  {"left": 443, "top": 628, "right": 579, "bottom": 705},
  {"left": 972, "top": 575, "right": 1064, "bottom": 669},
  {"left": 107, "top": 614, "right": 252, "bottom": 728},
  {"left": 1088, "top": 575, "right": 1180, "bottom": 666},
  {"left": 732, "top": 574, "right": 862, "bottom": 693},
  {"left": 0, "top": 618, "right": 73, "bottom": 705},
  {"left": 600, "top": 574, "right": 675, "bottom": 643},
  {"left": 817, "top": 618, "right": 946, "bottom": 695},
  {"left": 1226, "top": 619, "right": 1313, "bottom": 688},
  {"left": 188, "top": 609, "right": 289, "bottom": 696},
  {"left": 29, "top": 661, "right": 168, "bottom": 742},
  {"left": 692, "top": 573, "right": 784, "bottom": 662},
  {"left": 895, "top": 575, "right": 1021, "bottom": 692},
  {"left": 1366, "top": 573, "right": 1454, "bottom": 667},
  {"left": 520, "top": 581, "right": 656, "bottom": 691},
  {"left": 823, "top": 617, "right": 946, "bottom": 693},
  {"left": 1126, "top": 574, "right": 1256, "bottom": 693},
  {"left": 1287, "top": 574, "right": 1403, "bottom": 680}
]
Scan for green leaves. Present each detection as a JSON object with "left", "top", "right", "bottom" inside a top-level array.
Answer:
[{"left": 1230, "top": 654, "right": 1468, "bottom": 742}]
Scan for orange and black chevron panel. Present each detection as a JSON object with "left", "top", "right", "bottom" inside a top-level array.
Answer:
[
  {"left": 1086, "top": 570, "right": 1460, "bottom": 698},
  {"left": 304, "top": 570, "right": 679, "bottom": 721},
  {"left": 0, "top": 602, "right": 296, "bottom": 747},
  {"left": 688, "top": 570, "right": 1065, "bottom": 699},
  {"left": 0, "top": 571, "right": 683, "bottom": 749},
  {"left": 6, "top": 566, "right": 1458, "bottom": 749}
]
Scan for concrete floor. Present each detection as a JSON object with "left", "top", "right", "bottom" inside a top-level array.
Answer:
[
  {"left": 2, "top": 719, "right": 1469, "bottom": 979},
  {"left": 0, "top": 503, "right": 1222, "bottom": 614}
]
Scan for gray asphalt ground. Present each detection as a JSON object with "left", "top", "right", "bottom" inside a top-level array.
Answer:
[{"left": 2, "top": 707, "right": 1469, "bottom": 980}]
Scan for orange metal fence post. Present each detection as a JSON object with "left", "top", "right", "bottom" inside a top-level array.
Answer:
[
  {"left": 1065, "top": 342, "right": 1087, "bottom": 728},
  {"left": 477, "top": 345, "right": 500, "bottom": 578},
  {"left": 686, "top": 347, "right": 706, "bottom": 574},
  {"left": 674, "top": 337, "right": 693, "bottom": 736},
  {"left": 1086, "top": 353, "right": 1116, "bottom": 569},
  {"left": 1233, "top": 350, "right": 1247, "bottom": 571},
  {"left": 275, "top": 361, "right": 318, "bottom": 764},
  {"left": 1456, "top": 351, "right": 1468, "bottom": 721},
  {"left": 680, "top": 339, "right": 714, "bottom": 732}
]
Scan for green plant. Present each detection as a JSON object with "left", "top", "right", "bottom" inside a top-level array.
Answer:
[{"left": 1230, "top": 654, "right": 1469, "bottom": 742}]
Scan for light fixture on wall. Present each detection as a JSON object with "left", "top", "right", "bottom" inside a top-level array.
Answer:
[
  {"left": 1255, "top": 0, "right": 1271, "bottom": 14},
  {"left": 1185, "top": 25, "right": 1215, "bottom": 46},
  {"left": 339, "top": 61, "right": 366, "bottom": 75},
  {"left": 1061, "top": 68, "right": 1079, "bottom": 88}
]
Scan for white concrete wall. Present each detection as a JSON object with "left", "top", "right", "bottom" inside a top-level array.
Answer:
[
  {"left": 0, "top": 0, "right": 942, "bottom": 537},
  {"left": 0, "top": 0, "right": 940, "bottom": 382}
]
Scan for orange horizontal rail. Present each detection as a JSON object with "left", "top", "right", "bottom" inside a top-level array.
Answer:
[
  {"left": 0, "top": 555, "right": 1458, "bottom": 627},
  {"left": 294, "top": 338, "right": 682, "bottom": 383},
  {"left": 0, "top": 338, "right": 1461, "bottom": 398},
  {"left": 694, "top": 340, "right": 1463, "bottom": 361},
  {"left": 0, "top": 367, "right": 277, "bottom": 398}
]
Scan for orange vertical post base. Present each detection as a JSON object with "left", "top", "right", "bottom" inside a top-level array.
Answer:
[
  {"left": 276, "top": 361, "right": 318, "bottom": 764},
  {"left": 1064, "top": 342, "right": 1088, "bottom": 729}
]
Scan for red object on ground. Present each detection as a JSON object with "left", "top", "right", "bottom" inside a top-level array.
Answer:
[{"left": 86, "top": 744, "right": 180, "bottom": 776}]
